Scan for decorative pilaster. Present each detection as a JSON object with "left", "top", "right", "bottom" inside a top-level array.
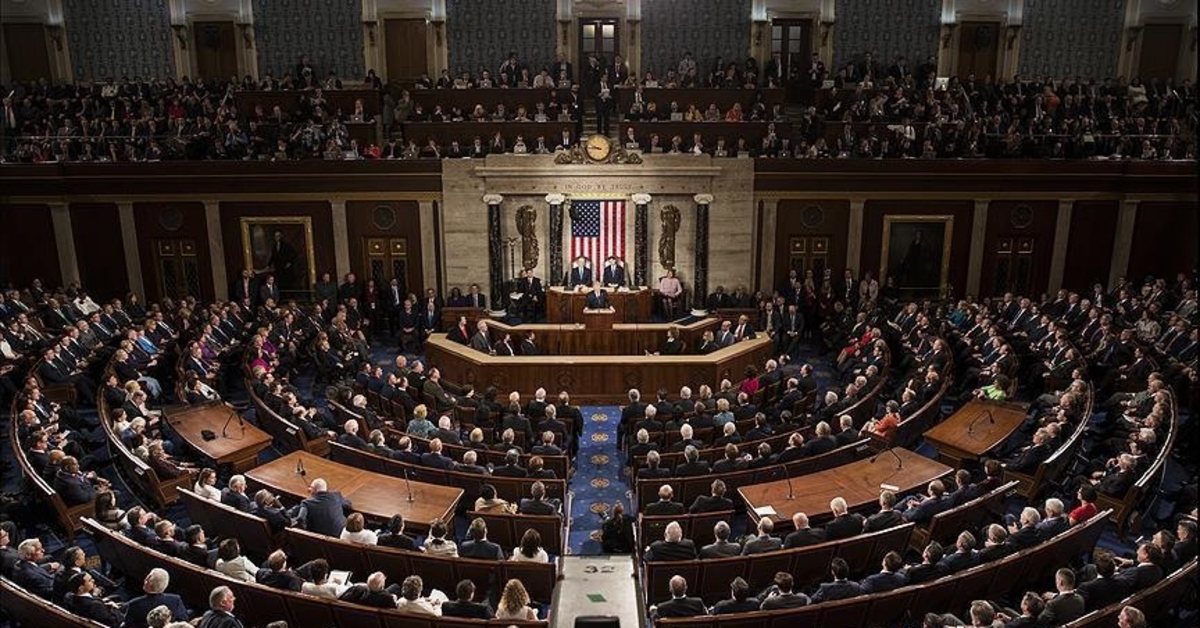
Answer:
[
  {"left": 845, "top": 198, "right": 865, "bottom": 275},
  {"left": 484, "top": 194, "right": 505, "bottom": 311},
  {"left": 117, "top": 202, "right": 145, "bottom": 299},
  {"left": 1047, "top": 200, "right": 1074, "bottom": 293},
  {"left": 202, "top": 201, "right": 227, "bottom": 300},
  {"left": 632, "top": 193, "right": 652, "bottom": 287},
  {"left": 49, "top": 203, "right": 80, "bottom": 287},
  {"left": 966, "top": 200, "right": 989, "bottom": 297},
  {"left": 546, "top": 193, "right": 565, "bottom": 285},
  {"left": 329, "top": 200, "right": 351, "bottom": 281},
  {"left": 693, "top": 194, "right": 713, "bottom": 307},
  {"left": 418, "top": 200, "right": 438, "bottom": 293},
  {"left": 1109, "top": 200, "right": 1138, "bottom": 289}
]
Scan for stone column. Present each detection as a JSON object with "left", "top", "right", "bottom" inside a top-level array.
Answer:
[
  {"left": 845, "top": 198, "right": 865, "bottom": 275},
  {"left": 965, "top": 199, "right": 990, "bottom": 297},
  {"left": 329, "top": 200, "right": 352, "bottom": 280},
  {"left": 203, "top": 201, "right": 228, "bottom": 300},
  {"left": 117, "top": 202, "right": 145, "bottom": 298},
  {"left": 49, "top": 202, "right": 80, "bottom": 287},
  {"left": 1109, "top": 199, "right": 1139, "bottom": 290},
  {"left": 693, "top": 194, "right": 713, "bottom": 309},
  {"left": 758, "top": 198, "right": 778, "bottom": 292},
  {"left": 546, "top": 193, "right": 565, "bottom": 286},
  {"left": 484, "top": 194, "right": 505, "bottom": 312},
  {"left": 632, "top": 193, "right": 652, "bottom": 287},
  {"left": 1046, "top": 199, "right": 1074, "bottom": 294},
  {"left": 418, "top": 200, "right": 438, "bottom": 292}
]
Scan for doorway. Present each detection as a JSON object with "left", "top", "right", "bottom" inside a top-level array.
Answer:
[
  {"left": 192, "top": 21, "right": 238, "bottom": 81},
  {"left": 384, "top": 18, "right": 428, "bottom": 82},
  {"left": 578, "top": 18, "right": 620, "bottom": 78},
  {"left": 1138, "top": 23, "right": 1183, "bottom": 82},
  {"left": 3, "top": 24, "right": 52, "bottom": 82},
  {"left": 771, "top": 18, "right": 813, "bottom": 98},
  {"left": 956, "top": 21, "right": 1000, "bottom": 79}
]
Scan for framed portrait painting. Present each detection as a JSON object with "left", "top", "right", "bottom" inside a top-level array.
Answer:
[
  {"left": 880, "top": 215, "right": 954, "bottom": 295},
  {"left": 240, "top": 216, "right": 316, "bottom": 293}
]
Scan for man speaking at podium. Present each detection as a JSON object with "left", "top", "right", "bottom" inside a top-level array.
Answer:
[{"left": 585, "top": 281, "right": 610, "bottom": 310}]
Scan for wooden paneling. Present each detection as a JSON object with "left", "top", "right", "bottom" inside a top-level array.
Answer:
[
  {"left": 1128, "top": 201, "right": 1199, "bottom": 282},
  {"left": 219, "top": 201, "right": 335, "bottom": 297},
  {"left": 860, "top": 200, "right": 974, "bottom": 295},
  {"left": 0, "top": 204, "right": 60, "bottom": 289},
  {"left": 69, "top": 203, "right": 128, "bottom": 301},
  {"left": 193, "top": 21, "right": 239, "bottom": 82},
  {"left": 956, "top": 21, "right": 1000, "bottom": 79},
  {"left": 3, "top": 24, "right": 51, "bottom": 82},
  {"left": 774, "top": 199, "right": 850, "bottom": 289},
  {"left": 1062, "top": 200, "right": 1118, "bottom": 291},
  {"left": 384, "top": 18, "right": 428, "bottom": 82},
  {"left": 1138, "top": 23, "right": 1183, "bottom": 82},
  {"left": 980, "top": 200, "right": 1058, "bottom": 297},
  {"left": 345, "top": 200, "right": 424, "bottom": 295},
  {"left": 133, "top": 202, "right": 213, "bottom": 302}
]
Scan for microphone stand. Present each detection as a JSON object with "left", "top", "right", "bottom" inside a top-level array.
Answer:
[
  {"left": 966, "top": 409, "right": 995, "bottom": 435},
  {"left": 403, "top": 466, "right": 414, "bottom": 503},
  {"left": 221, "top": 406, "right": 241, "bottom": 438},
  {"left": 782, "top": 461, "right": 795, "bottom": 500},
  {"left": 296, "top": 458, "right": 307, "bottom": 477},
  {"left": 870, "top": 444, "right": 904, "bottom": 469}
]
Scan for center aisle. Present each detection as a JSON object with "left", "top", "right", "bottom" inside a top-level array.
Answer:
[{"left": 567, "top": 405, "right": 627, "bottom": 555}]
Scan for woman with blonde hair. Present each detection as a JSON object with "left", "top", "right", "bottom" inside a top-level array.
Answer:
[{"left": 495, "top": 578, "right": 537, "bottom": 620}]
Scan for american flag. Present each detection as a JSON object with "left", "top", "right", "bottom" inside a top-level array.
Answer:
[{"left": 570, "top": 199, "right": 626, "bottom": 272}]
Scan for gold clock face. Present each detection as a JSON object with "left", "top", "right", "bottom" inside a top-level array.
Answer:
[{"left": 585, "top": 134, "right": 612, "bottom": 161}]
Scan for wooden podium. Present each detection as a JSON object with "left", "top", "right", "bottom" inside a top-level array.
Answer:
[{"left": 582, "top": 308, "right": 616, "bottom": 331}]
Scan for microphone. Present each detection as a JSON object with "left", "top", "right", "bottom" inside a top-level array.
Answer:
[
  {"left": 221, "top": 406, "right": 240, "bottom": 438},
  {"left": 870, "top": 445, "right": 904, "bottom": 469},
  {"left": 966, "top": 409, "right": 995, "bottom": 435},
  {"left": 402, "top": 467, "right": 414, "bottom": 503},
  {"left": 782, "top": 461, "right": 795, "bottom": 500},
  {"left": 296, "top": 458, "right": 306, "bottom": 477}
]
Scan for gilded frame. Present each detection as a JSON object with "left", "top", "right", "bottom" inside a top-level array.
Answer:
[
  {"left": 880, "top": 215, "right": 954, "bottom": 293},
  {"left": 239, "top": 216, "right": 317, "bottom": 290}
]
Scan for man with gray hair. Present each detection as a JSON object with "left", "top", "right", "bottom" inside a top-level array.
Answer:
[
  {"left": 196, "top": 585, "right": 241, "bottom": 628},
  {"left": 638, "top": 449, "right": 672, "bottom": 480},
  {"left": 645, "top": 484, "right": 685, "bottom": 516},
  {"left": 649, "top": 574, "right": 707, "bottom": 619},
  {"left": 220, "top": 475, "right": 253, "bottom": 512},
  {"left": 824, "top": 496, "right": 865, "bottom": 540},
  {"left": 674, "top": 444, "right": 711, "bottom": 476},
  {"left": 12, "top": 538, "right": 56, "bottom": 598},
  {"left": 145, "top": 605, "right": 173, "bottom": 628},
  {"left": 646, "top": 522, "right": 698, "bottom": 561},
  {"left": 122, "top": 567, "right": 190, "bottom": 627},
  {"left": 338, "top": 571, "right": 399, "bottom": 608},
  {"left": 742, "top": 517, "right": 782, "bottom": 555},
  {"left": 1006, "top": 506, "right": 1043, "bottom": 550}
]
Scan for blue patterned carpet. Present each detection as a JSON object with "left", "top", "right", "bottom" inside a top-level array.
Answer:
[{"left": 567, "top": 405, "right": 627, "bottom": 555}]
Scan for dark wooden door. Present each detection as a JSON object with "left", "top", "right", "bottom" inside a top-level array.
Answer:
[
  {"left": 1138, "top": 23, "right": 1183, "bottom": 82},
  {"left": 578, "top": 18, "right": 620, "bottom": 75},
  {"left": 193, "top": 21, "right": 238, "bottom": 81},
  {"left": 956, "top": 21, "right": 1000, "bottom": 79},
  {"left": 384, "top": 18, "right": 428, "bottom": 82},
  {"left": 4, "top": 24, "right": 52, "bottom": 82},
  {"left": 771, "top": 18, "right": 813, "bottom": 102}
]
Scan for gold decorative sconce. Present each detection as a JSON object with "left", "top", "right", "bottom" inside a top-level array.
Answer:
[
  {"left": 171, "top": 24, "right": 188, "bottom": 50},
  {"left": 363, "top": 20, "right": 377, "bottom": 47}
]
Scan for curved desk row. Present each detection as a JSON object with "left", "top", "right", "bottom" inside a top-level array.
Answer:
[
  {"left": 480, "top": 315, "right": 719, "bottom": 355},
  {"left": 425, "top": 334, "right": 773, "bottom": 403}
]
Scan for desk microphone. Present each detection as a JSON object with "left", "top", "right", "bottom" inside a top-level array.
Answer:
[
  {"left": 402, "top": 467, "right": 414, "bottom": 503},
  {"left": 966, "top": 410, "right": 995, "bottom": 435},
  {"left": 782, "top": 462, "right": 795, "bottom": 500},
  {"left": 221, "top": 405, "right": 241, "bottom": 438},
  {"left": 870, "top": 445, "right": 904, "bottom": 469},
  {"left": 296, "top": 458, "right": 306, "bottom": 477}
]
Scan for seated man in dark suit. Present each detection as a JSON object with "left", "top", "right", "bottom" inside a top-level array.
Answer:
[
  {"left": 689, "top": 479, "right": 733, "bottom": 513},
  {"left": 741, "top": 518, "right": 783, "bottom": 555},
  {"left": 518, "top": 481, "right": 560, "bottom": 516},
  {"left": 63, "top": 571, "right": 123, "bottom": 627},
  {"left": 649, "top": 575, "right": 708, "bottom": 619},
  {"left": 1005, "top": 506, "right": 1044, "bottom": 551},
  {"left": 861, "top": 551, "right": 909, "bottom": 593},
  {"left": 643, "top": 484, "right": 686, "bottom": 516},
  {"left": 645, "top": 521, "right": 698, "bottom": 562},
  {"left": 338, "top": 571, "right": 399, "bottom": 608},
  {"left": 377, "top": 514, "right": 419, "bottom": 551},
  {"left": 52, "top": 456, "right": 104, "bottom": 506},
  {"left": 219, "top": 475, "right": 254, "bottom": 513},
  {"left": 904, "top": 541, "right": 948, "bottom": 584},
  {"left": 458, "top": 517, "right": 505, "bottom": 560},
  {"left": 711, "top": 577, "right": 761, "bottom": 615},
  {"left": 289, "top": 477, "right": 352, "bottom": 537},
  {"left": 755, "top": 571, "right": 810, "bottom": 610},
  {"left": 824, "top": 496, "right": 865, "bottom": 540},
  {"left": 863, "top": 490, "right": 904, "bottom": 532},
  {"left": 1112, "top": 542, "right": 1165, "bottom": 593},
  {"left": 441, "top": 579, "right": 492, "bottom": 619},
  {"left": 11, "top": 538, "right": 58, "bottom": 599},
  {"left": 121, "top": 567, "right": 190, "bottom": 628},
  {"left": 1038, "top": 568, "right": 1086, "bottom": 626},
  {"left": 899, "top": 479, "right": 952, "bottom": 525},
  {"left": 699, "top": 521, "right": 742, "bottom": 558},
  {"left": 783, "top": 512, "right": 827, "bottom": 548},
  {"left": 336, "top": 419, "right": 369, "bottom": 450},
  {"left": 491, "top": 448, "right": 527, "bottom": 477},
  {"left": 1003, "top": 427, "right": 1053, "bottom": 473},
  {"left": 674, "top": 445, "right": 711, "bottom": 477},
  {"left": 255, "top": 550, "right": 306, "bottom": 591},
  {"left": 811, "top": 557, "right": 865, "bottom": 602},
  {"left": 1077, "top": 550, "right": 1124, "bottom": 611},
  {"left": 938, "top": 530, "right": 980, "bottom": 574},
  {"left": 419, "top": 437, "right": 456, "bottom": 470}
]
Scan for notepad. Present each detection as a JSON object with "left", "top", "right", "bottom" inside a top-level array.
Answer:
[
  {"left": 753, "top": 505, "right": 778, "bottom": 517},
  {"left": 329, "top": 570, "right": 352, "bottom": 586}
]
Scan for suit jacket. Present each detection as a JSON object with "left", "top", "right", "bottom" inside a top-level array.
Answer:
[
  {"left": 646, "top": 539, "right": 698, "bottom": 562},
  {"left": 652, "top": 596, "right": 708, "bottom": 619},
  {"left": 459, "top": 539, "right": 505, "bottom": 560},
  {"left": 257, "top": 567, "right": 304, "bottom": 591},
  {"left": 53, "top": 470, "right": 96, "bottom": 506},
  {"left": 674, "top": 461, "right": 711, "bottom": 477},
  {"left": 585, "top": 290, "right": 610, "bottom": 309},
  {"left": 700, "top": 540, "right": 742, "bottom": 558},
  {"left": 1006, "top": 525, "right": 1042, "bottom": 551},
  {"left": 296, "top": 491, "right": 352, "bottom": 537},
  {"left": 824, "top": 513, "right": 865, "bottom": 540},
  {"left": 442, "top": 600, "right": 493, "bottom": 619},
  {"left": 688, "top": 494, "right": 733, "bottom": 514},
  {"left": 1113, "top": 562, "right": 1164, "bottom": 592},
  {"left": 123, "top": 592, "right": 190, "bottom": 627},
  {"left": 568, "top": 266, "right": 594, "bottom": 288},
  {"left": 863, "top": 509, "right": 904, "bottom": 533},
  {"left": 1038, "top": 591, "right": 1086, "bottom": 625},
  {"left": 861, "top": 570, "right": 908, "bottom": 593},
  {"left": 812, "top": 579, "right": 865, "bottom": 602},
  {"left": 711, "top": 598, "right": 761, "bottom": 614},
  {"left": 741, "top": 535, "right": 783, "bottom": 555},
  {"left": 759, "top": 591, "right": 810, "bottom": 610},
  {"left": 1078, "top": 575, "right": 1124, "bottom": 610},
  {"left": 197, "top": 609, "right": 244, "bottom": 628},
  {"left": 644, "top": 500, "right": 686, "bottom": 516},
  {"left": 1006, "top": 443, "right": 1051, "bottom": 473},
  {"left": 338, "top": 584, "right": 397, "bottom": 608},
  {"left": 67, "top": 593, "right": 123, "bottom": 626},
  {"left": 903, "top": 495, "right": 952, "bottom": 525},
  {"left": 938, "top": 550, "right": 979, "bottom": 573},
  {"left": 12, "top": 559, "right": 56, "bottom": 598},
  {"left": 904, "top": 562, "right": 947, "bottom": 584},
  {"left": 519, "top": 498, "right": 559, "bottom": 516},
  {"left": 783, "top": 527, "right": 827, "bottom": 549},
  {"left": 602, "top": 264, "right": 626, "bottom": 286}
]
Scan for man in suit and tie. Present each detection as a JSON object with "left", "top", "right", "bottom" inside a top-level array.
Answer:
[
  {"left": 567, "top": 256, "right": 593, "bottom": 288},
  {"left": 220, "top": 476, "right": 254, "bottom": 513},
  {"left": 780, "top": 303, "right": 803, "bottom": 361},
  {"left": 519, "top": 331, "right": 539, "bottom": 355},
  {"left": 812, "top": 558, "right": 865, "bottom": 602},
  {"left": 700, "top": 521, "right": 743, "bottom": 558},
  {"left": 585, "top": 282, "right": 610, "bottom": 309},
  {"left": 783, "top": 512, "right": 827, "bottom": 548},
  {"left": 289, "top": 478, "right": 352, "bottom": 537},
  {"left": 516, "top": 268, "right": 544, "bottom": 320},
  {"left": 644, "top": 485, "right": 686, "bottom": 516},
  {"left": 602, "top": 257, "right": 626, "bottom": 287},
  {"left": 122, "top": 567, "right": 191, "bottom": 627},
  {"left": 688, "top": 479, "right": 733, "bottom": 513},
  {"left": 492, "top": 332, "right": 517, "bottom": 356},
  {"left": 732, "top": 314, "right": 756, "bottom": 342},
  {"left": 231, "top": 268, "right": 258, "bottom": 305},
  {"left": 716, "top": 320, "right": 736, "bottom": 347},
  {"left": 861, "top": 551, "right": 909, "bottom": 593},
  {"left": 741, "top": 518, "right": 783, "bottom": 555},
  {"left": 863, "top": 490, "right": 904, "bottom": 532},
  {"left": 1038, "top": 568, "right": 1086, "bottom": 625},
  {"left": 257, "top": 274, "right": 281, "bottom": 304},
  {"left": 465, "top": 284, "right": 487, "bottom": 310},
  {"left": 649, "top": 575, "right": 707, "bottom": 619},
  {"left": 824, "top": 497, "right": 865, "bottom": 540}
]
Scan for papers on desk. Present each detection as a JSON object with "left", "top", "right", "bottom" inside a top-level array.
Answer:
[
  {"left": 753, "top": 505, "right": 778, "bottom": 517},
  {"left": 329, "top": 570, "right": 352, "bottom": 586}
]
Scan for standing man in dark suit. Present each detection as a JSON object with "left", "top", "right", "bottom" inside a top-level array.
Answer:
[
  {"left": 585, "top": 282, "right": 610, "bottom": 310},
  {"left": 550, "top": 52, "right": 573, "bottom": 83},
  {"left": 465, "top": 284, "right": 487, "bottom": 310},
  {"left": 602, "top": 257, "right": 626, "bottom": 287},
  {"left": 289, "top": 478, "right": 352, "bottom": 537},
  {"left": 649, "top": 575, "right": 707, "bottom": 619},
  {"left": 516, "top": 268, "right": 544, "bottom": 320},
  {"left": 567, "top": 256, "right": 593, "bottom": 288},
  {"left": 257, "top": 274, "right": 280, "bottom": 304},
  {"left": 231, "top": 269, "right": 258, "bottom": 306}
]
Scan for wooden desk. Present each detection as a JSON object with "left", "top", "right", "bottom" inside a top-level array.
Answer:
[
  {"left": 738, "top": 448, "right": 953, "bottom": 529},
  {"left": 402, "top": 121, "right": 575, "bottom": 149},
  {"left": 546, "top": 286, "right": 651, "bottom": 323},
  {"left": 582, "top": 308, "right": 615, "bottom": 330},
  {"left": 164, "top": 402, "right": 273, "bottom": 473},
  {"left": 480, "top": 317, "right": 718, "bottom": 356},
  {"left": 233, "top": 89, "right": 381, "bottom": 117},
  {"left": 621, "top": 121, "right": 793, "bottom": 150},
  {"left": 439, "top": 306, "right": 488, "bottom": 331},
  {"left": 614, "top": 87, "right": 785, "bottom": 117},
  {"left": 245, "top": 451, "right": 462, "bottom": 531},
  {"left": 410, "top": 88, "right": 574, "bottom": 115},
  {"left": 425, "top": 334, "right": 772, "bottom": 403},
  {"left": 923, "top": 399, "right": 1031, "bottom": 468}
]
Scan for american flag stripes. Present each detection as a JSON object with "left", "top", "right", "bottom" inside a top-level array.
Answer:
[{"left": 570, "top": 199, "right": 626, "bottom": 272}]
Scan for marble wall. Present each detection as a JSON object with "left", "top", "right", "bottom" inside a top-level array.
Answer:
[{"left": 439, "top": 155, "right": 756, "bottom": 300}]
